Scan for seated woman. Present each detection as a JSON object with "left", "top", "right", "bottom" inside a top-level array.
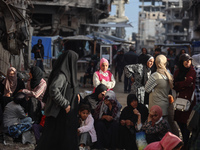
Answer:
[
  {"left": 3, "top": 92, "right": 32, "bottom": 139},
  {"left": 0, "top": 67, "right": 25, "bottom": 110},
  {"left": 93, "top": 90, "right": 122, "bottom": 149},
  {"left": 144, "top": 132, "right": 183, "bottom": 150},
  {"left": 119, "top": 94, "right": 148, "bottom": 150},
  {"left": 93, "top": 58, "right": 116, "bottom": 91},
  {"left": 82, "top": 84, "right": 107, "bottom": 115},
  {"left": 135, "top": 105, "right": 170, "bottom": 144},
  {"left": 20, "top": 66, "right": 47, "bottom": 124}
]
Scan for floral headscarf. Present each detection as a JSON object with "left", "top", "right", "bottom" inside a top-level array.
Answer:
[{"left": 94, "top": 90, "right": 122, "bottom": 121}]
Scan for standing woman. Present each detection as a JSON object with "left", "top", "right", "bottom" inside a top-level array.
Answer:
[
  {"left": 35, "top": 50, "right": 80, "bottom": 150},
  {"left": 174, "top": 53, "right": 196, "bottom": 150},
  {"left": 124, "top": 54, "right": 154, "bottom": 104},
  {"left": 145, "top": 55, "right": 173, "bottom": 120},
  {"left": 93, "top": 58, "right": 116, "bottom": 91}
]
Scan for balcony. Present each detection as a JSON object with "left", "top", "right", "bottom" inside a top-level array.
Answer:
[{"left": 166, "top": 31, "right": 187, "bottom": 36}]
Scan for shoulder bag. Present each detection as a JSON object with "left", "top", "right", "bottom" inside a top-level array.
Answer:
[{"left": 174, "top": 92, "right": 194, "bottom": 111}]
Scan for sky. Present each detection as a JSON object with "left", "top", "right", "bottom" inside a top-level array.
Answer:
[{"left": 110, "top": 0, "right": 141, "bottom": 39}]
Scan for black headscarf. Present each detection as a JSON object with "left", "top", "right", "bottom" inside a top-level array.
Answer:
[
  {"left": 94, "top": 84, "right": 107, "bottom": 98},
  {"left": 120, "top": 94, "right": 148, "bottom": 124},
  {"left": 43, "top": 50, "right": 79, "bottom": 103},
  {"left": 30, "top": 66, "right": 43, "bottom": 89},
  {"left": 141, "top": 54, "right": 153, "bottom": 86},
  {"left": 175, "top": 54, "right": 192, "bottom": 82},
  {"left": 127, "top": 94, "right": 138, "bottom": 109}
]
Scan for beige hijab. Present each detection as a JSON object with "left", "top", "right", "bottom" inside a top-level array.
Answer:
[
  {"left": 2, "top": 67, "right": 17, "bottom": 95},
  {"left": 156, "top": 55, "right": 173, "bottom": 89}
]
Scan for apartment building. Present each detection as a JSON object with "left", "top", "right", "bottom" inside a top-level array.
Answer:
[
  {"left": 137, "top": 0, "right": 166, "bottom": 53},
  {"left": 28, "top": 0, "right": 112, "bottom": 36}
]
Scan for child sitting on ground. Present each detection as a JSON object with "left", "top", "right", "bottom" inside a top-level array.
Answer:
[{"left": 78, "top": 104, "right": 97, "bottom": 150}]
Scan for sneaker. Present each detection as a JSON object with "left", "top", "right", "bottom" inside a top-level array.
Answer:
[{"left": 79, "top": 146, "right": 85, "bottom": 150}]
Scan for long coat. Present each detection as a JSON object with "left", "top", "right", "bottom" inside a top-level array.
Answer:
[{"left": 174, "top": 66, "right": 196, "bottom": 123}]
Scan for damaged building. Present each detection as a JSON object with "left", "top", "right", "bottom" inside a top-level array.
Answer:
[
  {"left": 28, "top": 0, "right": 112, "bottom": 36},
  {"left": 0, "top": 0, "right": 31, "bottom": 75},
  {"left": 0, "top": 0, "right": 112, "bottom": 76}
]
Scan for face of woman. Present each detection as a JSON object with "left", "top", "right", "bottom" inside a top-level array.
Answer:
[
  {"left": 149, "top": 110, "right": 160, "bottom": 123},
  {"left": 101, "top": 62, "right": 108, "bottom": 72},
  {"left": 130, "top": 100, "right": 138, "bottom": 109},
  {"left": 147, "top": 58, "right": 154, "bottom": 68},
  {"left": 183, "top": 60, "right": 191, "bottom": 68},
  {"left": 9, "top": 70, "right": 15, "bottom": 77},
  {"left": 98, "top": 91, "right": 106, "bottom": 100},
  {"left": 104, "top": 99, "right": 111, "bottom": 106}
]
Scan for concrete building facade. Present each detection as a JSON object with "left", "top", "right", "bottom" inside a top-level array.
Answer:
[{"left": 137, "top": 1, "right": 166, "bottom": 53}]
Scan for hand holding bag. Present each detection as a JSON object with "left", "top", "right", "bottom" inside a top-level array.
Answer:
[{"left": 174, "top": 92, "right": 194, "bottom": 111}]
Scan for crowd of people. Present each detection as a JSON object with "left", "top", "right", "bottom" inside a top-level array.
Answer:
[{"left": 0, "top": 46, "right": 200, "bottom": 150}]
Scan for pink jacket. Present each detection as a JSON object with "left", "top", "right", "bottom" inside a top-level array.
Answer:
[{"left": 78, "top": 114, "right": 97, "bottom": 143}]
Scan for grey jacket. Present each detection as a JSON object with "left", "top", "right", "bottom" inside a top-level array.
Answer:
[
  {"left": 44, "top": 73, "right": 71, "bottom": 118},
  {"left": 3, "top": 101, "right": 26, "bottom": 127}
]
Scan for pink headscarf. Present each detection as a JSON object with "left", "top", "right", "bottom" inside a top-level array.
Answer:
[
  {"left": 2, "top": 67, "right": 17, "bottom": 95},
  {"left": 150, "top": 105, "right": 163, "bottom": 118},
  {"left": 150, "top": 105, "right": 163, "bottom": 126},
  {"left": 144, "top": 132, "right": 182, "bottom": 150},
  {"left": 100, "top": 58, "right": 109, "bottom": 71}
]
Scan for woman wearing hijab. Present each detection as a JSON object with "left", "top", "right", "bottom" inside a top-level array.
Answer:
[
  {"left": 145, "top": 55, "right": 173, "bottom": 119},
  {"left": 174, "top": 53, "right": 196, "bottom": 150},
  {"left": 0, "top": 67, "right": 25, "bottom": 110},
  {"left": 93, "top": 90, "right": 122, "bottom": 149},
  {"left": 144, "top": 132, "right": 183, "bottom": 150},
  {"left": 21, "top": 66, "right": 47, "bottom": 109},
  {"left": 119, "top": 94, "right": 148, "bottom": 150},
  {"left": 82, "top": 84, "right": 107, "bottom": 115},
  {"left": 93, "top": 58, "right": 116, "bottom": 91},
  {"left": 174, "top": 49, "right": 186, "bottom": 70},
  {"left": 124, "top": 54, "right": 154, "bottom": 104},
  {"left": 35, "top": 50, "right": 80, "bottom": 150},
  {"left": 192, "top": 54, "right": 200, "bottom": 104},
  {"left": 136, "top": 105, "right": 170, "bottom": 144}
]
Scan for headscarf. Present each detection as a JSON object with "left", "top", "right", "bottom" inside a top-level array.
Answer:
[
  {"left": 3, "top": 67, "right": 17, "bottom": 95},
  {"left": 100, "top": 58, "right": 109, "bottom": 72},
  {"left": 150, "top": 105, "right": 163, "bottom": 126},
  {"left": 127, "top": 94, "right": 138, "bottom": 109},
  {"left": 30, "top": 66, "right": 43, "bottom": 89},
  {"left": 94, "top": 84, "right": 107, "bottom": 99},
  {"left": 155, "top": 55, "right": 173, "bottom": 89},
  {"left": 94, "top": 90, "right": 122, "bottom": 120},
  {"left": 141, "top": 54, "right": 154, "bottom": 86},
  {"left": 144, "top": 132, "right": 182, "bottom": 150},
  {"left": 175, "top": 53, "right": 192, "bottom": 82},
  {"left": 192, "top": 54, "right": 200, "bottom": 68},
  {"left": 43, "top": 50, "right": 79, "bottom": 103}
]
